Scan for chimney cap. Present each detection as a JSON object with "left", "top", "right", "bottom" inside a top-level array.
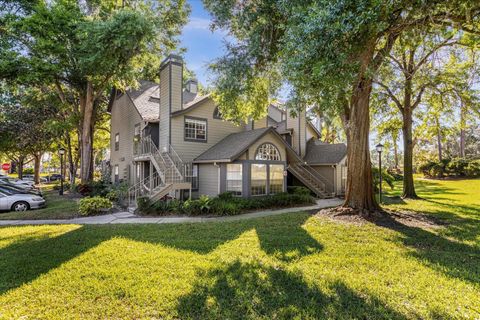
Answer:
[{"left": 160, "top": 54, "right": 183, "bottom": 67}]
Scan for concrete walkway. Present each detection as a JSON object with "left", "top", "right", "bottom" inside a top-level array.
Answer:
[{"left": 0, "top": 198, "right": 343, "bottom": 226}]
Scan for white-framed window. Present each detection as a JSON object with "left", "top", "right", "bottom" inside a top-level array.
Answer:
[
  {"left": 185, "top": 164, "right": 199, "bottom": 190},
  {"left": 255, "top": 143, "right": 281, "bottom": 161},
  {"left": 251, "top": 164, "right": 267, "bottom": 196},
  {"left": 269, "top": 164, "right": 284, "bottom": 194},
  {"left": 115, "top": 133, "right": 119, "bottom": 151},
  {"left": 184, "top": 117, "right": 207, "bottom": 141},
  {"left": 226, "top": 163, "right": 242, "bottom": 196}
]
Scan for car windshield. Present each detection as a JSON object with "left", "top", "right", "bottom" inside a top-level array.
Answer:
[{"left": 0, "top": 186, "right": 25, "bottom": 194}]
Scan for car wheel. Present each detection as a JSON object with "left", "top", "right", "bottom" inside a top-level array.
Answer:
[{"left": 12, "top": 201, "right": 30, "bottom": 212}]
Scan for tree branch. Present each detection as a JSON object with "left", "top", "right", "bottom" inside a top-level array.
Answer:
[
  {"left": 412, "top": 85, "right": 427, "bottom": 109},
  {"left": 413, "top": 36, "right": 457, "bottom": 72},
  {"left": 374, "top": 80, "right": 403, "bottom": 111}
]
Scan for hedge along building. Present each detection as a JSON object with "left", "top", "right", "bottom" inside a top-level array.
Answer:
[{"left": 108, "top": 55, "right": 347, "bottom": 206}]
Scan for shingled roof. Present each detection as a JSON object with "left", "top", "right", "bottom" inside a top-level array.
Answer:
[
  {"left": 194, "top": 127, "right": 272, "bottom": 163},
  {"left": 304, "top": 140, "right": 347, "bottom": 164},
  {"left": 126, "top": 80, "right": 160, "bottom": 122},
  {"left": 110, "top": 80, "right": 206, "bottom": 122}
]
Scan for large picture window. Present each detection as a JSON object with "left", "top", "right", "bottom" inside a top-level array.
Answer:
[
  {"left": 185, "top": 117, "right": 207, "bottom": 141},
  {"left": 255, "top": 143, "right": 280, "bottom": 161},
  {"left": 226, "top": 164, "right": 242, "bottom": 196},
  {"left": 269, "top": 164, "right": 284, "bottom": 194},
  {"left": 251, "top": 164, "right": 267, "bottom": 196}
]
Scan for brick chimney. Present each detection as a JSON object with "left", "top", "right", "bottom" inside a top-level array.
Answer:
[{"left": 159, "top": 54, "right": 183, "bottom": 150}]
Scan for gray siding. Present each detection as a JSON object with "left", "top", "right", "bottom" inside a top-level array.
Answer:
[
  {"left": 268, "top": 105, "right": 284, "bottom": 122},
  {"left": 170, "top": 98, "right": 244, "bottom": 162},
  {"left": 159, "top": 63, "right": 170, "bottom": 151},
  {"left": 286, "top": 108, "right": 307, "bottom": 156},
  {"left": 246, "top": 132, "right": 287, "bottom": 161},
  {"left": 198, "top": 163, "right": 219, "bottom": 196},
  {"left": 312, "top": 165, "right": 335, "bottom": 193},
  {"left": 110, "top": 94, "right": 143, "bottom": 184}
]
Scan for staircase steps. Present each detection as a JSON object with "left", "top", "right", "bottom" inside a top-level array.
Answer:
[
  {"left": 288, "top": 163, "right": 335, "bottom": 199},
  {"left": 128, "top": 137, "right": 192, "bottom": 207}
]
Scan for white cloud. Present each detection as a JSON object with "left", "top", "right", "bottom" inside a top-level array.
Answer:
[{"left": 184, "top": 17, "right": 211, "bottom": 31}]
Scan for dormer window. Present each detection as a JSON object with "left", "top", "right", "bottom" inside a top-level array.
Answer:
[
  {"left": 213, "top": 106, "right": 222, "bottom": 119},
  {"left": 185, "top": 79, "right": 198, "bottom": 94}
]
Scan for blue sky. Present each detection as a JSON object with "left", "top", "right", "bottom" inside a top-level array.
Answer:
[{"left": 179, "top": 0, "right": 227, "bottom": 86}]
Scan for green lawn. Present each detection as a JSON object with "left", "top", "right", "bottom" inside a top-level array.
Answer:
[
  {"left": 0, "top": 186, "right": 79, "bottom": 220},
  {"left": 0, "top": 179, "right": 479, "bottom": 319}
]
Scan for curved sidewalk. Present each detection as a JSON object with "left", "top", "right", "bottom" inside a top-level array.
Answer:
[{"left": 0, "top": 198, "right": 343, "bottom": 226}]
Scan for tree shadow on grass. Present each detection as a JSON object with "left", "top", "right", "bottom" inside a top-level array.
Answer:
[
  {"left": 374, "top": 213, "right": 480, "bottom": 285},
  {"left": 177, "top": 259, "right": 409, "bottom": 319},
  {"left": 0, "top": 213, "right": 322, "bottom": 294}
]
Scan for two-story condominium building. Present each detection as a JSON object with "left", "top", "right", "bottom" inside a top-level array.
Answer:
[{"left": 108, "top": 55, "right": 347, "bottom": 206}]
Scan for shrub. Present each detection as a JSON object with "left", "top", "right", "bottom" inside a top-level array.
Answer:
[
  {"left": 137, "top": 191, "right": 315, "bottom": 216},
  {"left": 419, "top": 158, "right": 480, "bottom": 178},
  {"left": 78, "top": 197, "right": 112, "bottom": 216},
  {"left": 447, "top": 158, "right": 469, "bottom": 176},
  {"left": 287, "top": 186, "right": 311, "bottom": 196},
  {"left": 136, "top": 196, "right": 152, "bottom": 214},
  {"left": 181, "top": 199, "right": 201, "bottom": 215},
  {"left": 76, "top": 181, "right": 109, "bottom": 197},
  {"left": 151, "top": 200, "right": 173, "bottom": 215},
  {"left": 218, "top": 192, "right": 235, "bottom": 200},
  {"left": 23, "top": 168, "right": 34, "bottom": 174},
  {"left": 465, "top": 160, "right": 480, "bottom": 177},
  {"left": 372, "top": 167, "right": 395, "bottom": 192},
  {"left": 210, "top": 199, "right": 242, "bottom": 215},
  {"left": 106, "top": 182, "right": 129, "bottom": 203}
]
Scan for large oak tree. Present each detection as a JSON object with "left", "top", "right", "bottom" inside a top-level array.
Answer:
[
  {"left": 0, "top": 0, "right": 189, "bottom": 183},
  {"left": 204, "top": 0, "right": 480, "bottom": 212}
]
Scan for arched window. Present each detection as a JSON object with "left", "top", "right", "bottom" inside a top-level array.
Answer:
[
  {"left": 255, "top": 143, "right": 281, "bottom": 161},
  {"left": 213, "top": 106, "right": 222, "bottom": 119}
]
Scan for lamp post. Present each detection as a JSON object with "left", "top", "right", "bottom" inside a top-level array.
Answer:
[
  {"left": 59, "top": 147, "right": 65, "bottom": 196},
  {"left": 375, "top": 143, "right": 384, "bottom": 203}
]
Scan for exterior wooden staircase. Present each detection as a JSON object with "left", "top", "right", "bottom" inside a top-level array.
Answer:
[
  {"left": 128, "top": 136, "right": 191, "bottom": 208},
  {"left": 287, "top": 163, "right": 335, "bottom": 198}
]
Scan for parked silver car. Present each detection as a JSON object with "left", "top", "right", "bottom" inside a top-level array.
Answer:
[{"left": 0, "top": 190, "right": 46, "bottom": 212}]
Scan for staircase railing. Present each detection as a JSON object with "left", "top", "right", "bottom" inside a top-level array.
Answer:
[
  {"left": 129, "top": 137, "right": 194, "bottom": 207},
  {"left": 127, "top": 171, "right": 164, "bottom": 207},
  {"left": 288, "top": 164, "right": 326, "bottom": 192},
  {"left": 299, "top": 162, "right": 335, "bottom": 192}
]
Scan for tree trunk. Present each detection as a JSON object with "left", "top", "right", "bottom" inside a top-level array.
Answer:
[
  {"left": 79, "top": 82, "right": 95, "bottom": 183},
  {"left": 460, "top": 129, "right": 465, "bottom": 158},
  {"left": 435, "top": 116, "right": 443, "bottom": 162},
  {"left": 33, "top": 152, "right": 42, "bottom": 184},
  {"left": 401, "top": 75, "right": 418, "bottom": 199},
  {"left": 343, "top": 77, "right": 379, "bottom": 212},
  {"left": 460, "top": 102, "right": 466, "bottom": 158},
  {"left": 393, "top": 134, "right": 399, "bottom": 170},
  {"left": 66, "top": 133, "right": 76, "bottom": 187},
  {"left": 17, "top": 155, "right": 24, "bottom": 179}
]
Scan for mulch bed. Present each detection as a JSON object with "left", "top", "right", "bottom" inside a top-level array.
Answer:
[{"left": 316, "top": 206, "right": 446, "bottom": 229}]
